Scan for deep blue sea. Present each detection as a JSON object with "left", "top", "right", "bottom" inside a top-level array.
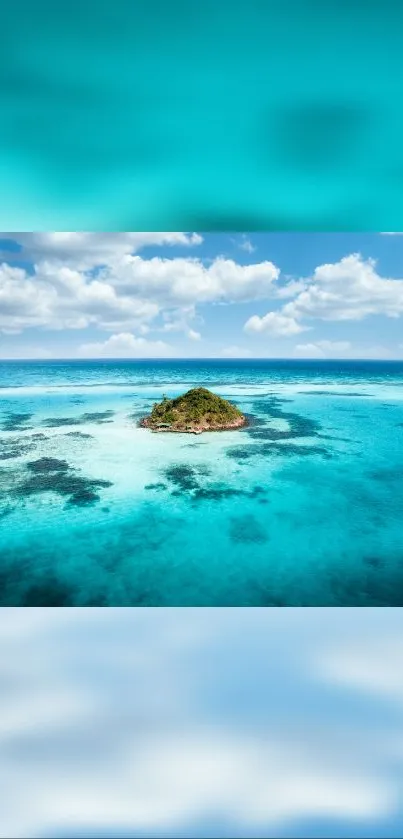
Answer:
[{"left": 1, "top": 359, "right": 403, "bottom": 606}]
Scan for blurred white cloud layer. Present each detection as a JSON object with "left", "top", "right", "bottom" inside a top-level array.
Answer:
[{"left": 0, "top": 608, "right": 402, "bottom": 838}]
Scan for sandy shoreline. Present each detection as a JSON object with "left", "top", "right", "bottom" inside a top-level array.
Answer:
[{"left": 139, "top": 415, "right": 248, "bottom": 434}]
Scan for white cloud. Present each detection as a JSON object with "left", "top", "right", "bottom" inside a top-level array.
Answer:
[
  {"left": 0, "top": 261, "right": 159, "bottom": 333},
  {"left": 159, "top": 306, "right": 203, "bottom": 341},
  {"left": 78, "top": 333, "right": 174, "bottom": 358},
  {"left": 239, "top": 236, "right": 256, "bottom": 254},
  {"left": 187, "top": 329, "right": 201, "bottom": 341},
  {"left": 0, "top": 234, "right": 281, "bottom": 336},
  {"left": 275, "top": 279, "right": 307, "bottom": 299},
  {"left": 221, "top": 345, "right": 252, "bottom": 358},
  {"left": 100, "top": 255, "right": 280, "bottom": 306},
  {"left": 0, "top": 232, "right": 203, "bottom": 270},
  {"left": 285, "top": 254, "right": 403, "bottom": 322},
  {"left": 4, "top": 238, "right": 403, "bottom": 354},
  {"left": 244, "top": 311, "right": 308, "bottom": 336},
  {"left": 245, "top": 253, "right": 403, "bottom": 342}
]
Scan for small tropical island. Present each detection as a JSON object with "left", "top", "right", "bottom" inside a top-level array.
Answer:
[{"left": 140, "top": 387, "right": 247, "bottom": 434}]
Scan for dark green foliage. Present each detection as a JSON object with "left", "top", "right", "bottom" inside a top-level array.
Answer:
[
  {"left": 163, "top": 410, "right": 176, "bottom": 424},
  {"left": 145, "top": 387, "right": 244, "bottom": 430}
]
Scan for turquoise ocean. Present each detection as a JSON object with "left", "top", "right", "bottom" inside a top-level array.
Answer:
[{"left": 1, "top": 359, "right": 403, "bottom": 606}]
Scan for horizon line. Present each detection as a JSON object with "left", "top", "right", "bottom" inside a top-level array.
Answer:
[{"left": 0, "top": 357, "right": 402, "bottom": 363}]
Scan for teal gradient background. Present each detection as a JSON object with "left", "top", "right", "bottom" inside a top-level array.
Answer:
[{"left": 1, "top": 0, "right": 403, "bottom": 229}]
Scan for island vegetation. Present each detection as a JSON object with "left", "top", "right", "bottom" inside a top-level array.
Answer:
[{"left": 140, "top": 387, "right": 247, "bottom": 434}]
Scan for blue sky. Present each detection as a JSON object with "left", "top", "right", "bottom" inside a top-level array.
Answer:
[
  {"left": 1, "top": 232, "right": 403, "bottom": 360},
  {"left": 0, "top": 607, "right": 403, "bottom": 838}
]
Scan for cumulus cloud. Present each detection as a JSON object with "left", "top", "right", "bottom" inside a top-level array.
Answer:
[
  {"left": 99, "top": 255, "right": 280, "bottom": 306},
  {"left": 0, "top": 261, "right": 158, "bottom": 333},
  {"left": 0, "top": 234, "right": 280, "bottom": 337},
  {"left": 245, "top": 254, "right": 403, "bottom": 343},
  {"left": 0, "top": 609, "right": 402, "bottom": 838},
  {"left": 244, "top": 311, "right": 308, "bottom": 336},
  {"left": 0, "top": 232, "right": 203, "bottom": 270},
  {"left": 159, "top": 306, "right": 203, "bottom": 341},
  {"left": 285, "top": 254, "right": 403, "bottom": 322},
  {"left": 4, "top": 238, "right": 403, "bottom": 353},
  {"left": 78, "top": 333, "right": 174, "bottom": 358}
]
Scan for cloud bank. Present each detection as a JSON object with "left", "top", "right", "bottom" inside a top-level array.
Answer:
[
  {"left": 2, "top": 236, "right": 403, "bottom": 358},
  {"left": 0, "top": 233, "right": 280, "bottom": 341},
  {"left": 246, "top": 255, "right": 403, "bottom": 340}
]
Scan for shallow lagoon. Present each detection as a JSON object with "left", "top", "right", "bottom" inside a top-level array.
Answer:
[{"left": 1, "top": 359, "right": 403, "bottom": 605}]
